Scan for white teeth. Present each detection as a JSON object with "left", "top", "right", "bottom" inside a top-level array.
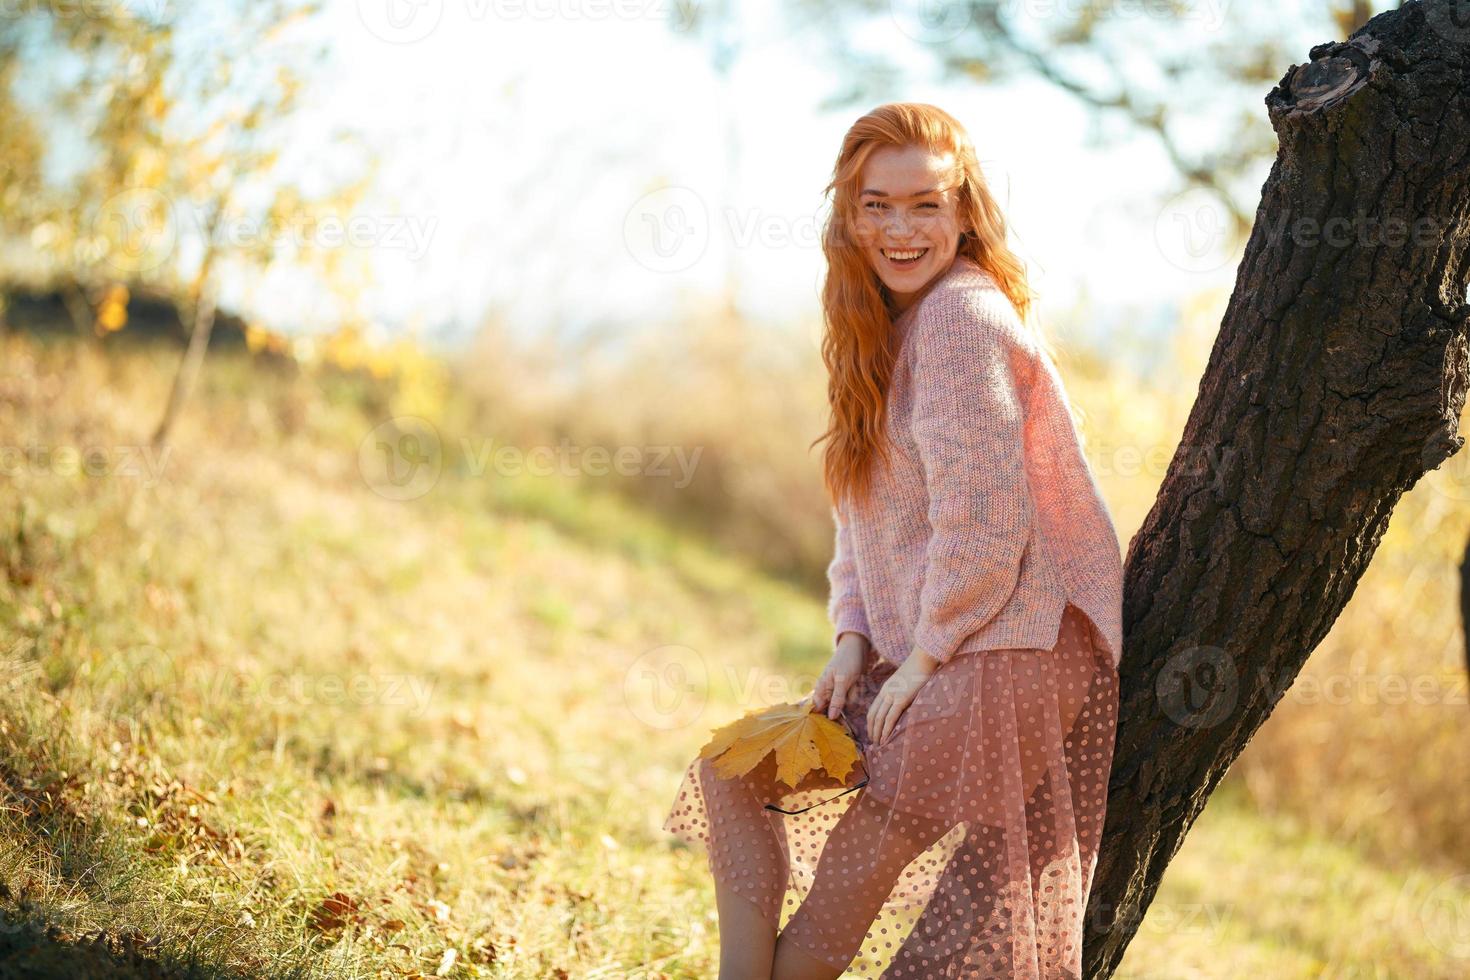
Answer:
[{"left": 883, "top": 248, "right": 927, "bottom": 261}]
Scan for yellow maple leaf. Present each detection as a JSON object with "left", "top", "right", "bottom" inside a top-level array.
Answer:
[{"left": 698, "top": 699, "right": 862, "bottom": 789}]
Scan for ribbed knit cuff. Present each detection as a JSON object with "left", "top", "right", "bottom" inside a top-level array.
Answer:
[
  {"left": 911, "top": 625, "right": 958, "bottom": 667},
  {"left": 831, "top": 600, "right": 871, "bottom": 648}
]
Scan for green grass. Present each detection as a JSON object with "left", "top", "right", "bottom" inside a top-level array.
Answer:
[{"left": 0, "top": 329, "right": 1465, "bottom": 978}]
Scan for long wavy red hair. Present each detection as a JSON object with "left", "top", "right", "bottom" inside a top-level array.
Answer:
[{"left": 811, "top": 102, "right": 1051, "bottom": 509}]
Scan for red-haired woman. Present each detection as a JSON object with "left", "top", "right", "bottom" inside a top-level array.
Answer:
[{"left": 664, "top": 102, "right": 1124, "bottom": 980}]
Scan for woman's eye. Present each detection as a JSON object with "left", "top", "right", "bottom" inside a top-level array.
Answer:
[
  {"left": 918, "top": 202, "right": 940, "bottom": 210},
  {"left": 864, "top": 201, "right": 887, "bottom": 211}
]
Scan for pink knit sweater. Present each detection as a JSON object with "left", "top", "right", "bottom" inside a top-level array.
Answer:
[{"left": 827, "top": 254, "right": 1125, "bottom": 670}]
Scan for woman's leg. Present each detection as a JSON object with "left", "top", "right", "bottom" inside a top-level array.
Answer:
[
  {"left": 695, "top": 755, "right": 788, "bottom": 978},
  {"left": 714, "top": 883, "right": 779, "bottom": 979},
  {"left": 693, "top": 751, "right": 860, "bottom": 979},
  {"left": 879, "top": 610, "right": 1117, "bottom": 978},
  {"left": 772, "top": 788, "right": 954, "bottom": 979}
]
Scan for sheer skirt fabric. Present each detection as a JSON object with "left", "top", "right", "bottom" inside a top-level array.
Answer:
[{"left": 661, "top": 602, "right": 1119, "bottom": 979}]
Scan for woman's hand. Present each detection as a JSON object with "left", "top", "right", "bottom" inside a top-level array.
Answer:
[
  {"left": 867, "top": 650, "right": 940, "bottom": 747},
  {"left": 810, "top": 632, "right": 869, "bottom": 721}
]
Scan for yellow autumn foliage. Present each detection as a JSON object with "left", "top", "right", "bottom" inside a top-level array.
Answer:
[
  {"left": 698, "top": 699, "right": 862, "bottom": 789},
  {"left": 94, "top": 283, "right": 129, "bottom": 335}
]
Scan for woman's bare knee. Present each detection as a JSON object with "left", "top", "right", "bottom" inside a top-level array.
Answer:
[
  {"left": 715, "top": 882, "right": 778, "bottom": 979},
  {"left": 771, "top": 931, "right": 846, "bottom": 980}
]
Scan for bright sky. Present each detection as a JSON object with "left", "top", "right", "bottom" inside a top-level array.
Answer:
[
  {"left": 204, "top": 0, "right": 1293, "bottom": 360},
  {"left": 36, "top": 0, "right": 1369, "bottom": 360}
]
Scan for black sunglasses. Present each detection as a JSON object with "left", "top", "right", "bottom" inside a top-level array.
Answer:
[{"left": 763, "top": 708, "right": 870, "bottom": 815}]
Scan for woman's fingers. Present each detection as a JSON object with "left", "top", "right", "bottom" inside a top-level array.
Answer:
[
  {"left": 866, "top": 692, "right": 884, "bottom": 742},
  {"left": 871, "top": 689, "right": 915, "bottom": 745},
  {"left": 810, "top": 671, "right": 830, "bottom": 713},
  {"left": 826, "top": 674, "right": 849, "bottom": 720}
]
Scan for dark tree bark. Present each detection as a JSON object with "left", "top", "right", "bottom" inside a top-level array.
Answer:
[{"left": 1086, "top": 2, "right": 1470, "bottom": 975}]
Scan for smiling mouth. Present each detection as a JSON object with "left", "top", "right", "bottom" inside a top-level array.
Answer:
[{"left": 881, "top": 247, "right": 928, "bottom": 269}]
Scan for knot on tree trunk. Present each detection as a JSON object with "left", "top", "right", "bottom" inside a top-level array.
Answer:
[{"left": 1283, "top": 45, "right": 1372, "bottom": 113}]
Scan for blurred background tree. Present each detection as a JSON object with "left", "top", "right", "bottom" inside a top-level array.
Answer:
[{"left": 0, "top": 0, "right": 381, "bottom": 447}]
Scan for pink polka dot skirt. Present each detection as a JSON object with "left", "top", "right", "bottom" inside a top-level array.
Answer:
[{"left": 662, "top": 602, "right": 1120, "bottom": 978}]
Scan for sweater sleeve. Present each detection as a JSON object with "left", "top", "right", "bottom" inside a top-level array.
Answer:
[
  {"left": 908, "top": 294, "right": 1034, "bottom": 666},
  {"left": 825, "top": 500, "right": 871, "bottom": 649}
]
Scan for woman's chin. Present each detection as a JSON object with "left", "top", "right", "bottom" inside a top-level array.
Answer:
[{"left": 874, "top": 259, "right": 938, "bottom": 294}]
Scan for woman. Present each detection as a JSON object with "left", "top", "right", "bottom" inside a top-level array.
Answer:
[{"left": 663, "top": 102, "right": 1124, "bottom": 979}]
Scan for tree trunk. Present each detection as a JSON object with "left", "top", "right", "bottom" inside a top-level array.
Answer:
[
  {"left": 59, "top": 280, "right": 93, "bottom": 337},
  {"left": 150, "top": 285, "right": 217, "bottom": 450},
  {"left": 1086, "top": 3, "right": 1470, "bottom": 975}
]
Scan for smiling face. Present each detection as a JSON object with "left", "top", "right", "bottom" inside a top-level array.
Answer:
[{"left": 854, "top": 144, "right": 969, "bottom": 314}]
